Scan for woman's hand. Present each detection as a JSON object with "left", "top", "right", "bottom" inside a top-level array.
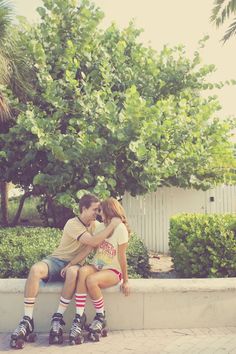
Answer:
[
  {"left": 120, "top": 281, "right": 130, "bottom": 296},
  {"left": 60, "top": 264, "right": 70, "bottom": 278}
]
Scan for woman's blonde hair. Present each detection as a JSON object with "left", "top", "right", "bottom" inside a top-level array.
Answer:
[{"left": 101, "top": 197, "right": 131, "bottom": 236}]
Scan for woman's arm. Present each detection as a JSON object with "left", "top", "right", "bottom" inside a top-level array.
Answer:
[
  {"left": 118, "top": 243, "right": 130, "bottom": 296},
  {"left": 61, "top": 245, "right": 93, "bottom": 278}
]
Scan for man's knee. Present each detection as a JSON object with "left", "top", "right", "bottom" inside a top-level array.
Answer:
[
  {"left": 29, "top": 262, "right": 48, "bottom": 280},
  {"left": 65, "top": 266, "right": 79, "bottom": 281}
]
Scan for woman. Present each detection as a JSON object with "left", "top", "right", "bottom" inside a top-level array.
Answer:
[{"left": 61, "top": 197, "right": 130, "bottom": 344}]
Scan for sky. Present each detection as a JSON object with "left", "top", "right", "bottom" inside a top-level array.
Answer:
[{"left": 11, "top": 0, "right": 236, "bottom": 123}]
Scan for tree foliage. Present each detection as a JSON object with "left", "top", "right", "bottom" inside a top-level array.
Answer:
[
  {"left": 0, "top": 0, "right": 235, "bottom": 225},
  {"left": 211, "top": 0, "right": 236, "bottom": 42}
]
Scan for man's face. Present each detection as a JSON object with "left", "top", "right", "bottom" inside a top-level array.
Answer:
[{"left": 83, "top": 202, "right": 100, "bottom": 222}]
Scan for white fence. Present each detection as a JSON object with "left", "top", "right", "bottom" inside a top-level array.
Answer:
[{"left": 122, "top": 185, "right": 236, "bottom": 254}]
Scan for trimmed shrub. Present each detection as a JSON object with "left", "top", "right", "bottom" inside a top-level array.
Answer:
[
  {"left": 169, "top": 213, "right": 236, "bottom": 278},
  {"left": 0, "top": 227, "right": 150, "bottom": 278}
]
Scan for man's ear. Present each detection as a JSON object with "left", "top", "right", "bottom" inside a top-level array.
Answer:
[{"left": 81, "top": 206, "right": 86, "bottom": 213}]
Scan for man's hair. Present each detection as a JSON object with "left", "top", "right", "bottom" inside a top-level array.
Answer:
[{"left": 79, "top": 194, "right": 100, "bottom": 213}]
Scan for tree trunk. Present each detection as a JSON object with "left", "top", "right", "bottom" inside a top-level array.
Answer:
[
  {"left": 11, "top": 191, "right": 31, "bottom": 226},
  {"left": 0, "top": 181, "right": 9, "bottom": 226},
  {"left": 47, "top": 196, "right": 57, "bottom": 227}
]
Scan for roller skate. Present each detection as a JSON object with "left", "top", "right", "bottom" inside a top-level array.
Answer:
[
  {"left": 69, "top": 313, "right": 86, "bottom": 345},
  {"left": 48, "top": 313, "right": 65, "bottom": 345},
  {"left": 87, "top": 312, "right": 108, "bottom": 342},
  {"left": 10, "top": 316, "right": 36, "bottom": 349}
]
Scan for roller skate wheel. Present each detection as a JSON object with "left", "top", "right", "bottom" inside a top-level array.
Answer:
[
  {"left": 101, "top": 329, "right": 108, "bottom": 337},
  {"left": 15, "top": 338, "right": 25, "bottom": 349},
  {"left": 69, "top": 335, "right": 84, "bottom": 345},
  {"left": 49, "top": 335, "right": 63, "bottom": 345},
  {"left": 27, "top": 333, "right": 37, "bottom": 342},
  {"left": 10, "top": 339, "right": 16, "bottom": 348},
  {"left": 90, "top": 332, "right": 99, "bottom": 342},
  {"left": 84, "top": 323, "right": 89, "bottom": 331},
  {"left": 76, "top": 336, "right": 84, "bottom": 345}
]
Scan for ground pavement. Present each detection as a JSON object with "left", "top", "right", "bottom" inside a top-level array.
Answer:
[{"left": 1, "top": 328, "right": 236, "bottom": 353}]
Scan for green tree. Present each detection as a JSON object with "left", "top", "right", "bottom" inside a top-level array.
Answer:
[
  {"left": 0, "top": 0, "right": 36, "bottom": 225},
  {"left": 0, "top": 0, "right": 235, "bottom": 226},
  {"left": 211, "top": 0, "right": 236, "bottom": 42}
]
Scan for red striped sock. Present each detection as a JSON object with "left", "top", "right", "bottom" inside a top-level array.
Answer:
[
  {"left": 92, "top": 297, "right": 104, "bottom": 314},
  {"left": 75, "top": 293, "right": 87, "bottom": 316}
]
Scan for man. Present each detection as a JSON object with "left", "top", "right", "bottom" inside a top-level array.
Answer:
[{"left": 10, "top": 194, "right": 121, "bottom": 348}]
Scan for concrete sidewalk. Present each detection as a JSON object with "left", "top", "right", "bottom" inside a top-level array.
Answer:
[{"left": 1, "top": 328, "right": 236, "bottom": 354}]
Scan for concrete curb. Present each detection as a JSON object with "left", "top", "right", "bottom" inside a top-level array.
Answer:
[{"left": 1, "top": 278, "right": 236, "bottom": 332}]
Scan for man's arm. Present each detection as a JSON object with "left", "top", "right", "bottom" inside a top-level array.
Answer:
[
  {"left": 80, "top": 217, "right": 121, "bottom": 247},
  {"left": 68, "top": 245, "right": 93, "bottom": 267}
]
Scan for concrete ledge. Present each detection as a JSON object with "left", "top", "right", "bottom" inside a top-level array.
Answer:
[{"left": 1, "top": 278, "right": 236, "bottom": 332}]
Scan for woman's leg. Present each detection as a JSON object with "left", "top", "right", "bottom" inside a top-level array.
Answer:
[
  {"left": 68, "top": 265, "right": 97, "bottom": 343},
  {"left": 74, "top": 265, "right": 96, "bottom": 316},
  {"left": 86, "top": 270, "right": 120, "bottom": 315}
]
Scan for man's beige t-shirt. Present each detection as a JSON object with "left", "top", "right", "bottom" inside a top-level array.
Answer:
[{"left": 50, "top": 217, "right": 93, "bottom": 262}]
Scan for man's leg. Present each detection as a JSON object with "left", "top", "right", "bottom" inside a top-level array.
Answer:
[
  {"left": 10, "top": 261, "right": 49, "bottom": 347},
  {"left": 56, "top": 265, "right": 79, "bottom": 315},
  {"left": 24, "top": 261, "right": 49, "bottom": 318}
]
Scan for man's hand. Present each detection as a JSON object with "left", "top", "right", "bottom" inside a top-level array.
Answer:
[{"left": 60, "top": 264, "right": 70, "bottom": 278}]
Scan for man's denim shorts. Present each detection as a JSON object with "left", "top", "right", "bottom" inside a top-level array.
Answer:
[{"left": 41, "top": 256, "right": 69, "bottom": 283}]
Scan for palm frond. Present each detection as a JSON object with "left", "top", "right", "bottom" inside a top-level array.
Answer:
[
  {"left": 229, "top": 0, "right": 236, "bottom": 12},
  {"left": 0, "top": 51, "right": 10, "bottom": 84},
  {"left": 222, "top": 17, "right": 236, "bottom": 42},
  {"left": 0, "top": 93, "right": 11, "bottom": 122},
  {"left": 211, "top": 0, "right": 226, "bottom": 25},
  {"left": 0, "top": 0, "right": 14, "bottom": 43},
  {"left": 211, "top": 0, "right": 236, "bottom": 27}
]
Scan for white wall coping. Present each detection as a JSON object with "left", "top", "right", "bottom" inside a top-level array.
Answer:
[{"left": 1, "top": 277, "right": 236, "bottom": 294}]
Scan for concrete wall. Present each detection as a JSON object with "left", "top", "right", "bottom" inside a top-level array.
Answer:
[{"left": 1, "top": 278, "right": 236, "bottom": 333}]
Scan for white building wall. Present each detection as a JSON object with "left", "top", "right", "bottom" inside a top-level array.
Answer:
[{"left": 122, "top": 185, "right": 236, "bottom": 254}]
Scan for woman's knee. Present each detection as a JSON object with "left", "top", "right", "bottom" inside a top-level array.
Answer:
[
  {"left": 86, "top": 274, "right": 97, "bottom": 289},
  {"left": 79, "top": 265, "right": 94, "bottom": 279}
]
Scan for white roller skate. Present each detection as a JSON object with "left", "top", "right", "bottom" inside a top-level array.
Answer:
[
  {"left": 10, "top": 316, "right": 37, "bottom": 349},
  {"left": 87, "top": 312, "right": 108, "bottom": 342}
]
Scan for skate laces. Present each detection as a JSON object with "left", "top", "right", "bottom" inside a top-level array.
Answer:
[
  {"left": 70, "top": 317, "right": 82, "bottom": 337},
  {"left": 90, "top": 314, "right": 104, "bottom": 331},
  {"left": 51, "top": 315, "right": 64, "bottom": 333},
  {"left": 13, "top": 318, "right": 32, "bottom": 337}
]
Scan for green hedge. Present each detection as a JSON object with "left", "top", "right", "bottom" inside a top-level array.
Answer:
[
  {"left": 169, "top": 213, "right": 236, "bottom": 278},
  {"left": 0, "top": 227, "right": 61, "bottom": 278},
  {"left": 0, "top": 227, "right": 150, "bottom": 279},
  {"left": 127, "top": 233, "right": 150, "bottom": 278}
]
